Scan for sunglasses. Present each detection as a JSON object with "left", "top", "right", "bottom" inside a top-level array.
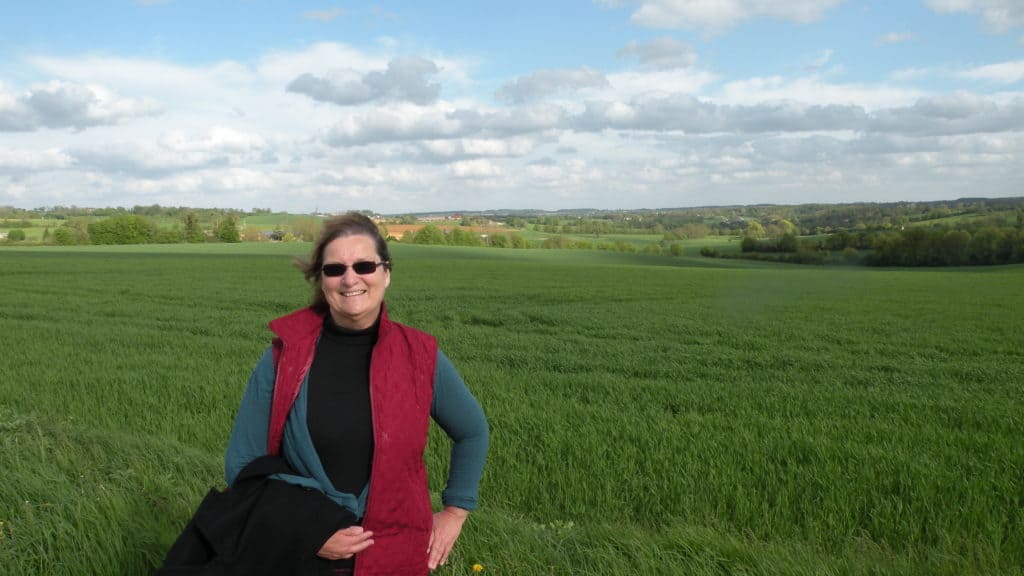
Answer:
[{"left": 320, "top": 261, "right": 387, "bottom": 277}]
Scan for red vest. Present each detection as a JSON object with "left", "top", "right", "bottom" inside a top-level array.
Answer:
[{"left": 267, "top": 305, "right": 437, "bottom": 576}]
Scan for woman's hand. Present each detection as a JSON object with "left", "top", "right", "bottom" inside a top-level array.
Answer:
[
  {"left": 427, "top": 506, "right": 469, "bottom": 570},
  {"left": 317, "top": 526, "right": 375, "bottom": 560}
]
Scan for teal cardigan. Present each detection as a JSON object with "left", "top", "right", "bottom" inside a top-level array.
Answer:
[{"left": 224, "top": 348, "right": 489, "bottom": 517}]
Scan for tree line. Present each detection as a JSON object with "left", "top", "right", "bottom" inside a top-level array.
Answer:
[{"left": 47, "top": 213, "right": 240, "bottom": 246}]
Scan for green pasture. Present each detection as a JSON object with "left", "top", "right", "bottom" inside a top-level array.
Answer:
[
  {"left": 241, "top": 213, "right": 324, "bottom": 231},
  {"left": 516, "top": 227, "right": 742, "bottom": 253},
  {"left": 0, "top": 244, "right": 1022, "bottom": 575}
]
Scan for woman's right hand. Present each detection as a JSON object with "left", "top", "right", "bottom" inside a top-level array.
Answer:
[{"left": 316, "top": 526, "right": 375, "bottom": 560}]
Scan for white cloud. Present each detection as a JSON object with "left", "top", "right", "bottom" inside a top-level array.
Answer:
[
  {"left": 717, "top": 76, "right": 925, "bottom": 110},
  {"left": 448, "top": 159, "right": 503, "bottom": 179},
  {"left": 0, "top": 81, "right": 162, "bottom": 132},
  {"left": 0, "top": 147, "right": 74, "bottom": 172},
  {"left": 258, "top": 43, "right": 386, "bottom": 84},
  {"left": 628, "top": 0, "right": 846, "bottom": 31},
  {"left": 958, "top": 60, "right": 1024, "bottom": 83},
  {"left": 495, "top": 68, "right": 609, "bottom": 104},
  {"left": 926, "top": 0, "right": 1024, "bottom": 33},
  {"left": 617, "top": 37, "right": 697, "bottom": 69},
  {"left": 72, "top": 126, "right": 269, "bottom": 174},
  {"left": 287, "top": 57, "right": 441, "bottom": 106}
]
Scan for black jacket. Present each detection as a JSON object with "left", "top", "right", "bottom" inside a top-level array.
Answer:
[{"left": 156, "top": 456, "right": 357, "bottom": 575}]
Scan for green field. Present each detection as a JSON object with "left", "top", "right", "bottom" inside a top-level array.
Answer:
[{"left": 1, "top": 244, "right": 1022, "bottom": 575}]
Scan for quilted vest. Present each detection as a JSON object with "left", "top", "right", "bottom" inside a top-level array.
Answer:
[{"left": 266, "top": 305, "right": 437, "bottom": 576}]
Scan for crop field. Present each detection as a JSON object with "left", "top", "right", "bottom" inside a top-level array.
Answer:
[{"left": 1, "top": 244, "right": 1022, "bottom": 575}]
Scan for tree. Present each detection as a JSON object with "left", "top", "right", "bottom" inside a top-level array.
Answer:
[
  {"left": 508, "top": 233, "right": 530, "bottom": 249},
  {"left": 217, "top": 215, "right": 241, "bottom": 243},
  {"left": 7, "top": 229, "right": 26, "bottom": 241},
  {"left": 669, "top": 243, "right": 684, "bottom": 257},
  {"left": 413, "top": 225, "right": 446, "bottom": 245},
  {"left": 182, "top": 211, "right": 205, "bottom": 243},
  {"left": 54, "top": 225, "right": 87, "bottom": 245},
  {"left": 744, "top": 220, "right": 766, "bottom": 238},
  {"left": 87, "top": 215, "right": 156, "bottom": 244},
  {"left": 450, "top": 227, "right": 483, "bottom": 246},
  {"left": 291, "top": 217, "right": 321, "bottom": 242}
]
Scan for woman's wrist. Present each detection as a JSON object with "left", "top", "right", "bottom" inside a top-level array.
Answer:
[{"left": 442, "top": 505, "right": 469, "bottom": 519}]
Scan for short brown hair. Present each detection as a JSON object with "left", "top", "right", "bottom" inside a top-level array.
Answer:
[{"left": 296, "top": 212, "right": 392, "bottom": 314}]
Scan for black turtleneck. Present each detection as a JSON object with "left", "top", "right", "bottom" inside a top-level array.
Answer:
[{"left": 305, "top": 315, "right": 377, "bottom": 495}]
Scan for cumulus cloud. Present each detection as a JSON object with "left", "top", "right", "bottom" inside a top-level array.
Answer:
[
  {"left": 414, "top": 137, "right": 536, "bottom": 162},
  {"left": 325, "top": 104, "right": 569, "bottom": 146},
  {"left": 495, "top": 68, "right": 609, "bottom": 104},
  {"left": 925, "top": 0, "right": 1024, "bottom": 33},
  {"left": 287, "top": 57, "right": 441, "bottom": 106},
  {"left": 870, "top": 93, "right": 1024, "bottom": 136},
  {"left": 617, "top": 37, "right": 697, "bottom": 69},
  {"left": 0, "top": 147, "right": 74, "bottom": 172},
  {"left": 0, "top": 81, "right": 162, "bottom": 132},
  {"left": 877, "top": 32, "right": 915, "bottom": 45},
  {"left": 627, "top": 0, "right": 846, "bottom": 31},
  {"left": 958, "top": 60, "right": 1024, "bottom": 84},
  {"left": 448, "top": 159, "right": 503, "bottom": 179},
  {"left": 73, "top": 126, "right": 269, "bottom": 174},
  {"left": 573, "top": 95, "right": 868, "bottom": 134}
]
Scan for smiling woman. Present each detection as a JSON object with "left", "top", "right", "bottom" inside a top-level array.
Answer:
[{"left": 157, "top": 212, "right": 490, "bottom": 575}]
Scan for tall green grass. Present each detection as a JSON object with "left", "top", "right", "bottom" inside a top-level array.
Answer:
[{"left": 1, "top": 245, "right": 1021, "bottom": 574}]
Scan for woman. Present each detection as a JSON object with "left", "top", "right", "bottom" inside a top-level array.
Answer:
[{"left": 223, "top": 212, "right": 489, "bottom": 575}]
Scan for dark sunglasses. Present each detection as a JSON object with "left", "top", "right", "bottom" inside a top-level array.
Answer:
[{"left": 320, "top": 261, "right": 387, "bottom": 277}]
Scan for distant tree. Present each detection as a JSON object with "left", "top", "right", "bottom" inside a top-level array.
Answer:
[
  {"left": 669, "top": 243, "right": 684, "bottom": 257},
  {"left": 216, "top": 215, "right": 242, "bottom": 243},
  {"left": 182, "top": 211, "right": 205, "bottom": 243},
  {"left": 413, "top": 225, "right": 446, "bottom": 245},
  {"left": 450, "top": 227, "right": 483, "bottom": 246},
  {"left": 54, "top": 224, "right": 89, "bottom": 245},
  {"left": 7, "top": 229, "right": 26, "bottom": 241},
  {"left": 488, "top": 234, "right": 508, "bottom": 248},
  {"left": 641, "top": 243, "right": 662, "bottom": 255},
  {"left": 541, "top": 235, "right": 570, "bottom": 249},
  {"left": 154, "top": 226, "right": 185, "bottom": 244},
  {"left": 508, "top": 233, "right": 530, "bottom": 249},
  {"left": 777, "top": 233, "right": 798, "bottom": 252},
  {"left": 42, "top": 227, "right": 50, "bottom": 243},
  {"left": 88, "top": 215, "right": 156, "bottom": 244},
  {"left": 744, "top": 220, "right": 766, "bottom": 238},
  {"left": 291, "top": 217, "right": 321, "bottom": 242},
  {"left": 941, "top": 230, "right": 971, "bottom": 266}
]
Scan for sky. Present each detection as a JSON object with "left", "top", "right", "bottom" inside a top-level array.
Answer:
[{"left": 1, "top": 1, "right": 1022, "bottom": 214}]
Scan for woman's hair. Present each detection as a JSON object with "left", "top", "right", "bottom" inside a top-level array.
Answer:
[{"left": 296, "top": 212, "right": 392, "bottom": 313}]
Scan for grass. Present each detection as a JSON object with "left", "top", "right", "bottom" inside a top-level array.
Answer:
[{"left": 1, "top": 244, "right": 1022, "bottom": 575}]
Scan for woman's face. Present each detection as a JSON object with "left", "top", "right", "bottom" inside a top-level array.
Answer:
[{"left": 320, "top": 234, "right": 390, "bottom": 330}]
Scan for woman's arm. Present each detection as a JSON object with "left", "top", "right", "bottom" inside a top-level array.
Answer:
[
  {"left": 428, "top": 350, "right": 488, "bottom": 568},
  {"left": 224, "top": 346, "right": 276, "bottom": 486},
  {"left": 431, "top": 350, "right": 490, "bottom": 510}
]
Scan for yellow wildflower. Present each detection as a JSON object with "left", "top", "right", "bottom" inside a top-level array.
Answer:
[{"left": 472, "top": 564, "right": 484, "bottom": 573}]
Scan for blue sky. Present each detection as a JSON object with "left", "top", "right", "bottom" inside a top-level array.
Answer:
[{"left": 1, "top": 0, "right": 1022, "bottom": 213}]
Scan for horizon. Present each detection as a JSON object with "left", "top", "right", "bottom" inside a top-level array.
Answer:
[
  {"left": 8, "top": 194, "right": 1022, "bottom": 218},
  {"left": 1, "top": 1, "right": 1023, "bottom": 213}
]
